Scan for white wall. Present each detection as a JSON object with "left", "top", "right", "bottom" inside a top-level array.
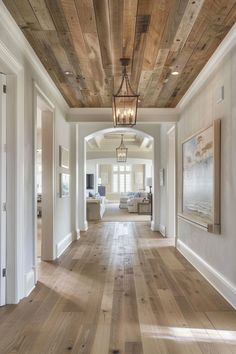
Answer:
[
  {"left": 177, "top": 35, "right": 236, "bottom": 307},
  {"left": 0, "top": 3, "right": 74, "bottom": 301}
]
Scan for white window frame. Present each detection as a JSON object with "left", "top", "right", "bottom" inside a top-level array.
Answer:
[{"left": 112, "top": 164, "right": 131, "bottom": 193}]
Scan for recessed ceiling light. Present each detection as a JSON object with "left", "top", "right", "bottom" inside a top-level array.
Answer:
[
  {"left": 64, "top": 71, "right": 73, "bottom": 76},
  {"left": 138, "top": 99, "right": 141, "bottom": 102},
  {"left": 171, "top": 71, "right": 179, "bottom": 76}
]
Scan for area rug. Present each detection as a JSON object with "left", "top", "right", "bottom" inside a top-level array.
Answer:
[{"left": 102, "top": 203, "right": 151, "bottom": 222}]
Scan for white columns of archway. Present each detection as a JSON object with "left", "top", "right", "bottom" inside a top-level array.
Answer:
[
  {"left": 77, "top": 125, "right": 88, "bottom": 231},
  {"left": 76, "top": 124, "right": 160, "bottom": 232},
  {"left": 151, "top": 128, "right": 161, "bottom": 231}
]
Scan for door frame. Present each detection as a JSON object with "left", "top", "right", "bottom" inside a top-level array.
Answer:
[
  {"left": 167, "top": 125, "right": 177, "bottom": 238},
  {"left": 33, "top": 82, "right": 55, "bottom": 281},
  {"left": 0, "top": 42, "right": 25, "bottom": 304},
  {"left": 0, "top": 73, "right": 6, "bottom": 306}
]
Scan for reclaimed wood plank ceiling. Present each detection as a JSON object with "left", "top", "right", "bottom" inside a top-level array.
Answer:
[{"left": 3, "top": 0, "right": 236, "bottom": 108}]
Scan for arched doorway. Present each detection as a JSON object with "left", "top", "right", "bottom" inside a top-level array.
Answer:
[{"left": 75, "top": 125, "right": 161, "bottom": 232}]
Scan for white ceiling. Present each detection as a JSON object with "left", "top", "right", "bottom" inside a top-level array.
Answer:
[{"left": 87, "top": 131, "right": 152, "bottom": 153}]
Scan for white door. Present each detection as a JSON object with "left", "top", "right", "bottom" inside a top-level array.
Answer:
[{"left": 0, "top": 73, "right": 7, "bottom": 306}]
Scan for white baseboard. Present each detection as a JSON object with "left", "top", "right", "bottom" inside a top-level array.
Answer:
[
  {"left": 177, "top": 239, "right": 236, "bottom": 309},
  {"left": 76, "top": 228, "right": 80, "bottom": 240},
  {"left": 151, "top": 220, "right": 159, "bottom": 232},
  {"left": 80, "top": 220, "right": 88, "bottom": 232},
  {"left": 160, "top": 224, "right": 166, "bottom": 237},
  {"left": 24, "top": 268, "right": 35, "bottom": 297},
  {"left": 56, "top": 232, "right": 73, "bottom": 258}
]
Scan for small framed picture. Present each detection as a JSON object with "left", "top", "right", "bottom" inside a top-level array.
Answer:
[
  {"left": 60, "top": 173, "right": 70, "bottom": 197},
  {"left": 59, "top": 145, "right": 69, "bottom": 169}
]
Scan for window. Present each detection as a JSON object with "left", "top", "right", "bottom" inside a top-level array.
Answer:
[{"left": 113, "top": 164, "right": 132, "bottom": 193}]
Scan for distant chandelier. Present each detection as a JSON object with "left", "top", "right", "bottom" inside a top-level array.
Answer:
[
  {"left": 116, "top": 134, "right": 128, "bottom": 162},
  {"left": 113, "top": 58, "right": 139, "bottom": 127}
]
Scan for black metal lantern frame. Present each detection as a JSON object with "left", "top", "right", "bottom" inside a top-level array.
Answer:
[
  {"left": 116, "top": 134, "right": 128, "bottom": 162},
  {"left": 113, "top": 58, "right": 139, "bottom": 127}
]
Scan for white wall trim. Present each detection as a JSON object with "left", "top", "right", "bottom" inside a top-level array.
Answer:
[
  {"left": 177, "top": 23, "right": 236, "bottom": 111},
  {"left": 151, "top": 221, "right": 159, "bottom": 232},
  {"left": 80, "top": 221, "right": 88, "bottom": 232},
  {"left": 0, "top": 2, "right": 68, "bottom": 113},
  {"left": 56, "top": 233, "right": 73, "bottom": 258},
  {"left": 67, "top": 107, "right": 178, "bottom": 123},
  {"left": 76, "top": 229, "right": 80, "bottom": 240},
  {"left": 177, "top": 239, "right": 236, "bottom": 309},
  {"left": 159, "top": 224, "right": 166, "bottom": 237},
  {"left": 24, "top": 269, "right": 35, "bottom": 297},
  {"left": 0, "top": 35, "right": 25, "bottom": 304}
]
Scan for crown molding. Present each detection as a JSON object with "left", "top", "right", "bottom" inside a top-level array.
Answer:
[
  {"left": 177, "top": 23, "right": 236, "bottom": 112},
  {"left": 0, "top": 2, "right": 69, "bottom": 113},
  {"left": 67, "top": 107, "right": 178, "bottom": 123}
]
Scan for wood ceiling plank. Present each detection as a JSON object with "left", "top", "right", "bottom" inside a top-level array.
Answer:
[
  {"left": 161, "top": 0, "right": 236, "bottom": 107},
  {"left": 109, "top": 0, "right": 123, "bottom": 82},
  {"left": 3, "top": 0, "right": 26, "bottom": 27},
  {"left": 45, "top": 1, "right": 87, "bottom": 87},
  {"left": 141, "top": 0, "right": 189, "bottom": 106},
  {"left": 123, "top": 0, "right": 138, "bottom": 60},
  {"left": 142, "top": 49, "right": 169, "bottom": 107},
  {"left": 3, "top": 0, "right": 236, "bottom": 108},
  {"left": 160, "top": 0, "right": 189, "bottom": 49},
  {"left": 130, "top": 0, "right": 154, "bottom": 91},
  {"left": 75, "top": 0, "right": 108, "bottom": 105},
  {"left": 23, "top": 28, "right": 79, "bottom": 107},
  {"left": 93, "top": 0, "right": 113, "bottom": 77},
  {"left": 60, "top": 0, "right": 100, "bottom": 106},
  {"left": 74, "top": 0, "right": 97, "bottom": 33},
  {"left": 11, "top": 0, "right": 41, "bottom": 30},
  {"left": 41, "top": 30, "right": 86, "bottom": 105},
  {"left": 84, "top": 32, "right": 109, "bottom": 106},
  {"left": 28, "top": 0, "right": 55, "bottom": 30},
  {"left": 153, "top": 0, "right": 205, "bottom": 106},
  {"left": 93, "top": 0, "right": 114, "bottom": 105},
  {"left": 143, "top": 0, "right": 171, "bottom": 71}
]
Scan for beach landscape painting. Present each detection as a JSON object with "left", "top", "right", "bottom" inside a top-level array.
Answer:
[{"left": 182, "top": 125, "right": 214, "bottom": 224}]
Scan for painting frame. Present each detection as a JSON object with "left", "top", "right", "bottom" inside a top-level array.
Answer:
[
  {"left": 60, "top": 173, "right": 70, "bottom": 198},
  {"left": 59, "top": 145, "right": 69, "bottom": 169},
  {"left": 180, "top": 119, "right": 221, "bottom": 234}
]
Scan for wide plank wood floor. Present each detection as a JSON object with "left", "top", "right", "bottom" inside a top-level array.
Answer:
[{"left": 0, "top": 222, "right": 236, "bottom": 354}]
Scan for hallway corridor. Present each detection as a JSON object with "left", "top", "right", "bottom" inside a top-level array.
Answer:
[{"left": 0, "top": 222, "right": 235, "bottom": 354}]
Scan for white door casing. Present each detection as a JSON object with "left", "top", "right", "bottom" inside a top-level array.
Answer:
[{"left": 0, "top": 73, "right": 6, "bottom": 306}]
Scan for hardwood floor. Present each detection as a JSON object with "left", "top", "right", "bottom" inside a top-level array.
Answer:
[{"left": 0, "top": 222, "right": 236, "bottom": 354}]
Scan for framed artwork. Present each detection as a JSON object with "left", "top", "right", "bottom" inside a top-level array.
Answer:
[
  {"left": 180, "top": 119, "right": 221, "bottom": 233},
  {"left": 59, "top": 145, "right": 69, "bottom": 169},
  {"left": 60, "top": 173, "right": 70, "bottom": 197}
]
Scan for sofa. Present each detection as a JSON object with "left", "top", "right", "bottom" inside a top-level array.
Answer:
[{"left": 87, "top": 196, "right": 106, "bottom": 221}]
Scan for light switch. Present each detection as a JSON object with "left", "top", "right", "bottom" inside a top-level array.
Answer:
[{"left": 216, "top": 85, "right": 224, "bottom": 103}]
